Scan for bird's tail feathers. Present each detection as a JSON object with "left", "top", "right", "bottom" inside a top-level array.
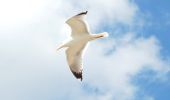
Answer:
[
  {"left": 92, "top": 32, "right": 109, "bottom": 39},
  {"left": 98, "top": 32, "right": 109, "bottom": 37}
]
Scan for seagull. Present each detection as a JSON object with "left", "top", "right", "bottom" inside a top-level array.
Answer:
[{"left": 57, "top": 11, "right": 109, "bottom": 81}]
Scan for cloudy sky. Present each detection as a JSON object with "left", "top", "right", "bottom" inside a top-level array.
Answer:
[{"left": 0, "top": 0, "right": 170, "bottom": 100}]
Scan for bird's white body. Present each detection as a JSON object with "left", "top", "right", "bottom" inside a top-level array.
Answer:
[{"left": 57, "top": 11, "right": 108, "bottom": 81}]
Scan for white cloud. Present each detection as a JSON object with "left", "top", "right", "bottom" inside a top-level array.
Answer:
[
  {"left": 83, "top": 33, "right": 169, "bottom": 99},
  {"left": 0, "top": 0, "right": 169, "bottom": 100}
]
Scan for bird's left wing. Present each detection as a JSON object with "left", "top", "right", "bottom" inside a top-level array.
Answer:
[
  {"left": 66, "top": 11, "right": 90, "bottom": 38},
  {"left": 65, "top": 43, "right": 87, "bottom": 81}
]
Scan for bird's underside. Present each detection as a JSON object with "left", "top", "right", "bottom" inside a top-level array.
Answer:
[
  {"left": 57, "top": 11, "right": 109, "bottom": 81},
  {"left": 64, "top": 11, "right": 89, "bottom": 81}
]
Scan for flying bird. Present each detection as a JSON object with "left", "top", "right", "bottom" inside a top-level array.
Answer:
[{"left": 57, "top": 11, "right": 109, "bottom": 81}]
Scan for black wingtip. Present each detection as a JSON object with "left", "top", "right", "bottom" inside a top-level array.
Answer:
[
  {"left": 76, "top": 11, "right": 88, "bottom": 16},
  {"left": 71, "top": 71, "right": 83, "bottom": 81}
]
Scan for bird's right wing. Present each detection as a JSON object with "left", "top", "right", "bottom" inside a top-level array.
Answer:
[
  {"left": 66, "top": 11, "right": 90, "bottom": 38},
  {"left": 65, "top": 43, "right": 87, "bottom": 81}
]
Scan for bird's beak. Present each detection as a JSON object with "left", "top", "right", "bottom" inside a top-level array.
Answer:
[
  {"left": 56, "top": 45, "right": 63, "bottom": 52},
  {"left": 56, "top": 46, "right": 62, "bottom": 52}
]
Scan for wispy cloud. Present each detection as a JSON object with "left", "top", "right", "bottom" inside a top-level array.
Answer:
[{"left": 0, "top": 0, "right": 169, "bottom": 100}]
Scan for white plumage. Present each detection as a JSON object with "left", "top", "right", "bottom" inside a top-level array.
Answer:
[{"left": 57, "top": 11, "right": 109, "bottom": 81}]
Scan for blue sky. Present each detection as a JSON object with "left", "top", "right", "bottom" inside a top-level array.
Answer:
[
  {"left": 135, "top": 0, "right": 170, "bottom": 56},
  {"left": 0, "top": 0, "right": 170, "bottom": 100},
  {"left": 131, "top": 0, "right": 170, "bottom": 99}
]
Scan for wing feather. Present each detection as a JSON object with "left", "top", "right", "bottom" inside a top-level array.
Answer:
[
  {"left": 65, "top": 43, "right": 87, "bottom": 81},
  {"left": 66, "top": 11, "right": 90, "bottom": 38}
]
